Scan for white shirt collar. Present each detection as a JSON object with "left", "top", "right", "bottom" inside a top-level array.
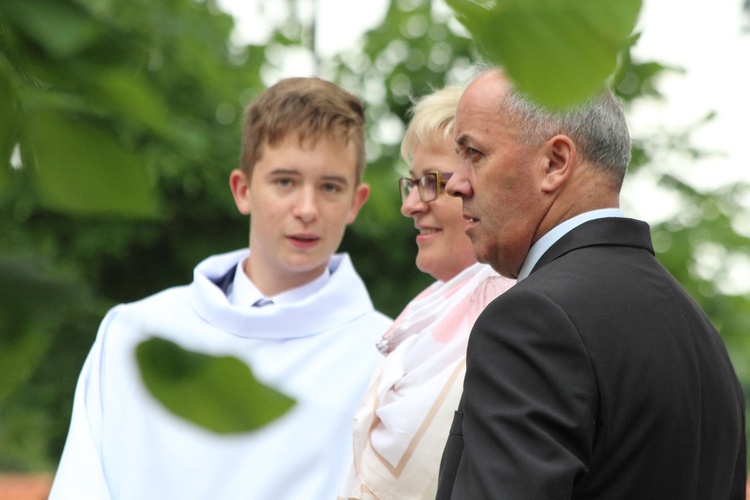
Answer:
[
  {"left": 517, "top": 208, "right": 625, "bottom": 282},
  {"left": 228, "top": 258, "right": 331, "bottom": 307}
]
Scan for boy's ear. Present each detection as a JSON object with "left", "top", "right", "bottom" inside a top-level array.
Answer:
[
  {"left": 230, "top": 169, "right": 252, "bottom": 215},
  {"left": 540, "top": 134, "right": 575, "bottom": 193},
  {"left": 346, "top": 183, "right": 370, "bottom": 224}
]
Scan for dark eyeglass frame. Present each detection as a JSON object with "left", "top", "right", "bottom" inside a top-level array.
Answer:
[{"left": 399, "top": 171, "right": 453, "bottom": 203}]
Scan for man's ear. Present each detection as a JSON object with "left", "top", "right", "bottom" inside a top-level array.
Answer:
[
  {"left": 540, "top": 135, "right": 575, "bottom": 193},
  {"left": 229, "top": 169, "right": 252, "bottom": 215},
  {"left": 346, "top": 183, "right": 371, "bottom": 224}
]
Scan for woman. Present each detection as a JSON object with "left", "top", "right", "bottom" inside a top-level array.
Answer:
[{"left": 339, "top": 85, "right": 515, "bottom": 499}]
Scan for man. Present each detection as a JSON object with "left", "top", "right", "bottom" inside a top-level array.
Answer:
[
  {"left": 49, "top": 77, "right": 392, "bottom": 500},
  {"left": 437, "top": 68, "right": 746, "bottom": 499}
]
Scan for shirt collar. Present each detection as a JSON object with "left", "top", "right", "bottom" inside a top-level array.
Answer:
[
  {"left": 517, "top": 208, "right": 625, "bottom": 282},
  {"left": 229, "top": 258, "right": 331, "bottom": 307}
]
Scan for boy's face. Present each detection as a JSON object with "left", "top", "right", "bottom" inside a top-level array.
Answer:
[{"left": 230, "top": 135, "right": 369, "bottom": 295}]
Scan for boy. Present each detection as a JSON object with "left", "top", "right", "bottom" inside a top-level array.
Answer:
[{"left": 50, "top": 77, "right": 392, "bottom": 500}]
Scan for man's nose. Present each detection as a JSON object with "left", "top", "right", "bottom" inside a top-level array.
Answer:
[{"left": 445, "top": 166, "right": 469, "bottom": 198}]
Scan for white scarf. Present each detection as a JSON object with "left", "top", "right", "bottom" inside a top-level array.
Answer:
[{"left": 341, "top": 263, "right": 514, "bottom": 499}]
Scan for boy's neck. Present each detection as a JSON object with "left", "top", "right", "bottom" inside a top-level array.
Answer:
[{"left": 243, "top": 255, "right": 330, "bottom": 297}]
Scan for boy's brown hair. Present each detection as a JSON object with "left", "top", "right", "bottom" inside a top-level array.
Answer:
[{"left": 241, "top": 77, "right": 367, "bottom": 184}]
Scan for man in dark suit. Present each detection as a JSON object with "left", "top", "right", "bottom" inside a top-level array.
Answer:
[{"left": 437, "top": 67, "right": 746, "bottom": 499}]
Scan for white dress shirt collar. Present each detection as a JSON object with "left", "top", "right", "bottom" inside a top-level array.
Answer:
[{"left": 229, "top": 258, "right": 331, "bottom": 307}]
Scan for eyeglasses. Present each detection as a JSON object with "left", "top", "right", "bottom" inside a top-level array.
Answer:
[{"left": 399, "top": 171, "right": 453, "bottom": 203}]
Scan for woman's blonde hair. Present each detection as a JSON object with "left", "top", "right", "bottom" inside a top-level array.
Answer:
[{"left": 400, "top": 84, "right": 466, "bottom": 166}]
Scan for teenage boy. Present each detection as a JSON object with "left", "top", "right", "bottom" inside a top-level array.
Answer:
[{"left": 50, "top": 77, "right": 392, "bottom": 500}]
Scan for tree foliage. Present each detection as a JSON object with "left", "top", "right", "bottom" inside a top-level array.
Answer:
[
  {"left": 0, "top": 0, "right": 263, "bottom": 469},
  {"left": 1, "top": 0, "right": 748, "bottom": 471}
]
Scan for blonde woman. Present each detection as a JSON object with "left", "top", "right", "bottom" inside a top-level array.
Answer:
[{"left": 339, "top": 85, "right": 515, "bottom": 500}]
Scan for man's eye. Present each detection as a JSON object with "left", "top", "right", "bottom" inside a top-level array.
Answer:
[
  {"left": 275, "top": 178, "right": 293, "bottom": 187},
  {"left": 459, "top": 147, "right": 481, "bottom": 160}
]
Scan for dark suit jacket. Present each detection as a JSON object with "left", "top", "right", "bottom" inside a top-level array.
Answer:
[{"left": 437, "top": 217, "right": 746, "bottom": 499}]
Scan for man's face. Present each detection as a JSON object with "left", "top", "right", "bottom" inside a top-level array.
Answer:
[
  {"left": 447, "top": 72, "right": 548, "bottom": 279},
  {"left": 231, "top": 135, "right": 369, "bottom": 294}
]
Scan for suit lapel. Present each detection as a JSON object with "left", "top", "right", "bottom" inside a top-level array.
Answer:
[{"left": 532, "top": 218, "right": 655, "bottom": 275}]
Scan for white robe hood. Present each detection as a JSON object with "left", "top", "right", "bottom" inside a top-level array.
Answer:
[{"left": 192, "top": 249, "right": 378, "bottom": 339}]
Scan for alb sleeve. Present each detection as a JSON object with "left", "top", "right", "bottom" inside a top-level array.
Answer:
[{"left": 48, "top": 314, "right": 115, "bottom": 500}]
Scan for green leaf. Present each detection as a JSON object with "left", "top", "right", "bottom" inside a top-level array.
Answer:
[
  {"left": 0, "top": 325, "right": 51, "bottom": 402},
  {"left": 0, "top": 0, "right": 102, "bottom": 59},
  {"left": 0, "top": 255, "right": 88, "bottom": 323},
  {"left": 447, "top": 0, "right": 642, "bottom": 108},
  {"left": 0, "top": 255, "right": 88, "bottom": 402},
  {"left": 136, "top": 337, "right": 296, "bottom": 434},
  {"left": 0, "top": 71, "right": 18, "bottom": 188},
  {"left": 22, "top": 107, "right": 158, "bottom": 217},
  {"left": 90, "top": 68, "right": 175, "bottom": 140}
]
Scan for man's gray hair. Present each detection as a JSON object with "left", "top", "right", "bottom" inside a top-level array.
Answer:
[{"left": 503, "top": 81, "right": 631, "bottom": 187}]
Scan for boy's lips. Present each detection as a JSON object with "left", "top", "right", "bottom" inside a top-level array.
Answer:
[{"left": 287, "top": 234, "right": 320, "bottom": 248}]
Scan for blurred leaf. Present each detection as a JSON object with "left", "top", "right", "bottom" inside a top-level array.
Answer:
[
  {"left": 136, "top": 337, "right": 295, "bottom": 434},
  {"left": 0, "top": 0, "right": 102, "bottom": 59},
  {"left": 446, "top": 0, "right": 642, "bottom": 108},
  {"left": 0, "top": 255, "right": 89, "bottom": 402},
  {"left": 0, "top": 71, "right": 17, "bottom": 189},
  {"left": 0, "top": 256, "right": 88, "bottom": 325},
  {"left": 22, "top": 107, "right": 158, "bottom": 217},
  {"left": 613, "top": 44, "right": 673, "bottom": 102},
  {"left": 89, "top": 68, "right": 174, "bottom": 139},
  {"left": 0, "top": 326, "right": 50, "bottom": 403}
]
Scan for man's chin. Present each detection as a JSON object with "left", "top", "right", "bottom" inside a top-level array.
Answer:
[{"left": 471, "top": 243, "right": 488, "bottom": 264}]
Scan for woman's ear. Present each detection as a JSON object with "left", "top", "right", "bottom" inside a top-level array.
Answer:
[
  {"left": 540, "top": 135, "right": 575, "bottom": 193},
  {"left": 229, "top": 169, "right": 252, "bottom": 215}
]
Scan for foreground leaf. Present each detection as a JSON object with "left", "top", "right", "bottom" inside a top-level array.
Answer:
[
  {"left": 136, "top": 337, "right": 295, "bottom": 434},
  {"left": 447, "top": 0, "right": 642, "bottom": 108}
]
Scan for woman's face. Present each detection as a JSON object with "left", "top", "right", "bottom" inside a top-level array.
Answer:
[{"left": 401, "top": 134, "right": 477, "bottom": 282}]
